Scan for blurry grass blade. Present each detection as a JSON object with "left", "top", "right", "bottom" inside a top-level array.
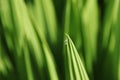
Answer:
[
  {"left": 26, "top": 0, "right": 46, "bottom": 42},
  {"left": 81, "top": 0, "right": 99, "bottom": 73},
  {"left": 118, "top": 4, "right": 120, "bottom": 80},
  {"left": 64, "top": 34, "right": 89, "bottom": 80},
  {"left": 118, "top": 46, "right": 120, "bottom": 80},
  {"left": 0, "top": 44, "right": 13, "bottom": 76},
  {"left": 42, "top": 43, "right": 58, "bottom": 80},
  {"left": 23, "top": 42, "right": 34, "bottom": 80},
  {"left": 26, "top": 0, "right": 58, "bottom": 44},
  {"left": 1, "top": 0, "right": 14, "bottom": 32},
  {"left": 31, "top": 16, "right": 59, "bottom": 79},
  {"left": 115, "top": 2, "right": 120, "bottom": 80},
  {"left": 102, "top": 0, "right": 119, "bottom": 48},
  {"left": 1, "top": 0, "right": 15, "bottom": 51},
  {"left": 64, "top": 0, "right": 71, "bottom": 34},
  {"left": 41, "top": 0, "right": 58, "bottom": 43}
]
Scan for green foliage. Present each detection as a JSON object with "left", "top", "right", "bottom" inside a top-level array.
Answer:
[{"left": 0, "top": 0, "right": 120, "bottom": 80}]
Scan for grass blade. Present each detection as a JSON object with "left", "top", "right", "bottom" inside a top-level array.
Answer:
[{"left": 64, "top": 34, "right": 89, "bottom": 80}]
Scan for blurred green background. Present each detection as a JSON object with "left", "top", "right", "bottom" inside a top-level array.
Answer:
[{"left": 0, "top": 0, "right": 120, "bottom": 80}]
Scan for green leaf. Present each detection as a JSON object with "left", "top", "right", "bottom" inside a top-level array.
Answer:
[{"left": 64, "top": 34, "right": 89, "bottom": 80}]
